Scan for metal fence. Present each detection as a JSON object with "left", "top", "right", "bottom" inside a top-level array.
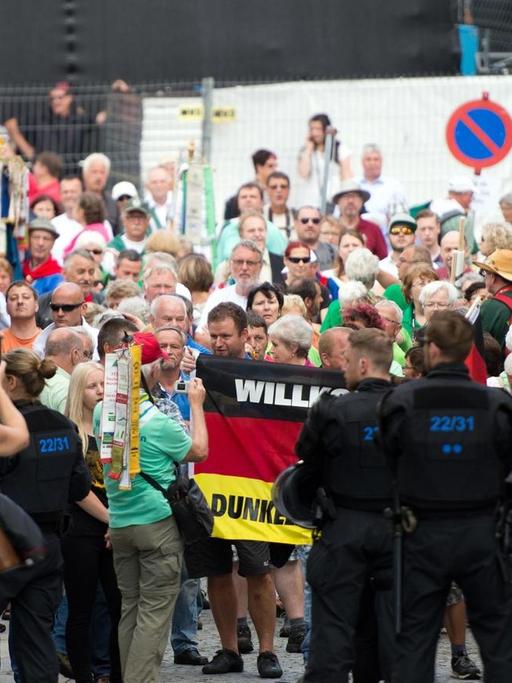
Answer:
[
  {"left": 454, "top": 0, "right": 512, "bottom": 73},
  {"left": 0, "top": 81, "right": 204, "bottom": 185}
]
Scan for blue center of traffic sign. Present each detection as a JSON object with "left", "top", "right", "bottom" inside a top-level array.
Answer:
[
  {"left": 446, "top": 97, "right": 512, "bottom": 169},
  {"left": 455, "top": 108, "right": 505, "bottom": 160}
]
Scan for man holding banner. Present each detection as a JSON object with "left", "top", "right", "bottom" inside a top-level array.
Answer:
[
  {"left": 190, "top": 301, "right": 346, "bottom": 678},
  {"left": 295, "top": 328, "right": 395, "bottom": 683},
  {"left": 187, "top": 302, "right": 283, "bottom": 678}
]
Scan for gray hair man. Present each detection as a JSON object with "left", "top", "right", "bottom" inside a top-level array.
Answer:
[{"left": 198, "top": 241, "right": 263, "bottom": 332}]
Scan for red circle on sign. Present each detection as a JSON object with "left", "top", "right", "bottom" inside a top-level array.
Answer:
[{"left": 446, "top": 98, "right": 512, "bottom": 170}]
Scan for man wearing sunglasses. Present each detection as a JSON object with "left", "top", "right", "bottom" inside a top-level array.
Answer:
[
  {"left": 294, "top": 207, "right": 336, "bottom": 271},
  {"left": 379, "top": 213, "right": 417, "bottom": 279},
  {"left": 34, "top": 282, "right": 99, "bottom": 358}
]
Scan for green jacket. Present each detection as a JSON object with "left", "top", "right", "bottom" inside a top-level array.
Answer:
[{"left": 481, "top": 286, "right": 512, "bottom": 350}]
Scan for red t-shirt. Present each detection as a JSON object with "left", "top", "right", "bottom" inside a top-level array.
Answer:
[{"left": 356, "top": 218, "right": 388, "bottom": 260}]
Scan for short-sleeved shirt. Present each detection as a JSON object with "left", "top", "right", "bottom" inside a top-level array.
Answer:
[
  {"left": 93, "top": 395, "right": 192, "bottom": 528},
  {"left": 39, "top": 366, "right": 70, "bottom": 414},
  {"left": 0, "top": 328, "right": 41, "bottom": 352}
]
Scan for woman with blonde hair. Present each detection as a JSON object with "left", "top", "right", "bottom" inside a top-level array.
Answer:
[{"left": 63, "top": 361, "right": 122, "bottom": 683}]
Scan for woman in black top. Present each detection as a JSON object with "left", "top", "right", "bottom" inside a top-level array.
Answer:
[{"left": 63, "top": 360, "right": 121, "bottom": 683}]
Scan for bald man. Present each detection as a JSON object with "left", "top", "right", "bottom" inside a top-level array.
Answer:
[
  {"left": 318, "top": 327, "right": 351, "bottom": 372},
  {"left": 39, "top": 328, "right": 84, "bottom": 413},
  {"left": 34, "top": 282, "right": 99, "bottom": 358}
]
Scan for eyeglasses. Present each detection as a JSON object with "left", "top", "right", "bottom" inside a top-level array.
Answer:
[
  {"left": 299, "top": 217, "right": 321, "bottom": 225},
  {"left": 389, "top": 225, "right": 414, "bottom": 236},
  {"left": 50, "top": 302, "right": 84, "bottom": 312},
  {"left": 380, "top": 316, "right": 400, "bottom": 326},
  {"left": 231, "top": 259, "right": 261, "bottom": 267},
  {"left": 287, "top": 256, "right": 311, "bottom": 264}
]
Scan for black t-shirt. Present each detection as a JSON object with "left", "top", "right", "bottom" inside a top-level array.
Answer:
[{"left": 66, "top": 435, "right": 108, "bottom": 537}]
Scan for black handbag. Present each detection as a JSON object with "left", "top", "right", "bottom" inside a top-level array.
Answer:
[{"left": 139, "top": 465, "right": 214, "bottom": 545}]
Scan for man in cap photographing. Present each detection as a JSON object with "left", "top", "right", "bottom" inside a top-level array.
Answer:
[
  {"left": 475, "top": 249, "right": 512, "bottom": 350},
  {"left": 93, "top": 330, "right": 208, "bottom": 683}
]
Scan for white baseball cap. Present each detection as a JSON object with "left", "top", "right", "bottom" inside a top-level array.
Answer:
[{"left": 111, "top": 181, "right": 138, "bottom": 201}]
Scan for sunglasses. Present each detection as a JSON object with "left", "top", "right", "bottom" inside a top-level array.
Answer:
[
  {"left": 231, "top": 258, "right": 261, "bottom": 267},
  {"left": 50, "top": 302, "right": 84, "bottom": 312},
  {"left": 299, "top": 217, "right": 321, "bottom": 225},
  {"left": 288, "top": 256, "right": 311, "bottom": 264},
  {"left": 268, "top": 184, "right": 289, "bottom": 190},
  {"left": 389, "top": 225, "right": 414, "bottom": 236},
  {"left": 87, "top": 249, "right": 104, "bottom": 256}
]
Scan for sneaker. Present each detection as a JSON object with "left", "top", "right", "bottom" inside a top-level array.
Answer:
[
  {"left": 237, "top": 623, "right": 254, "bottom": 654},
  {"left": 202, "top": 649, "right": 243, "bottom": 674},
  {"left": 451, "top": 654, "right": 481, "bottom": 680},
  {"left": 257, "top": 651, "right": 283, "bottom": 679},
  {"left": 286, "top": 624, "right": 306, "bottom": 653}
]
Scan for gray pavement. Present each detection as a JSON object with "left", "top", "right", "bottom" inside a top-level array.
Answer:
[{"left": 0, "top": 609, "right": 481, "bottom": 682}]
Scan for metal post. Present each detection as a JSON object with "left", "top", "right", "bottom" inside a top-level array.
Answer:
[
  {"left": 319, "top": 127, "right": 335, "bottom": 215},
  {"left": 201, "top": 77, "right": 214, "bottom": 164}
]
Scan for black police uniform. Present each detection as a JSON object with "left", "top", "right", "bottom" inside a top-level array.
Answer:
[
  {"left": 0, "top": 400, "right": 90, "bottom": 683},
  {"left": 379, "top": 362, "right": 512, "bottom": 683},
  {"left": 296, "top": 378, "right": 395, "bottom": 683}
]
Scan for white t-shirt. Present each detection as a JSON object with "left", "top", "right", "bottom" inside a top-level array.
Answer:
[
  {"left": 296, "top": 144, "right": 351, "bottom": 208},
  {"left": 52, "top": 214, "right": 83, "bottom": 265},
  {"left": 197, "top": 284, "right": 248, "bottom": 332}
]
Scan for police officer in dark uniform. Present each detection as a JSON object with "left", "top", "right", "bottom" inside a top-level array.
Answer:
[
  {"left": 0, "top": 349, "right": 104, "bottom": 683},
  {"left": 379, "top": 311, "right": 512, "bottom": 683},
  {"left": 296, "top": 328, "right": 395, "bottom": 683}
]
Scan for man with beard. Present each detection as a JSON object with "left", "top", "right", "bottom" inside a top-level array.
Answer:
[
  {"left": 378, "top": 214, "right": 417, "bottom": 279},
  {"left": 197, "top": 241, "right": 263, "bottom": 334},
  {"left": 154, "top": 325, "right": 191, "bottom": 421}
]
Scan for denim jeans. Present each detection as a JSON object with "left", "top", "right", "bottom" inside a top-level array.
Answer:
[{"left": 171, "top": 564, "right": 201, "bottom": 654}]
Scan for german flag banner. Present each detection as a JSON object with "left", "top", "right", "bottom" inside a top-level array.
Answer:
[{"left": 195, "top": 355, "right": 346, "bottom": 543}]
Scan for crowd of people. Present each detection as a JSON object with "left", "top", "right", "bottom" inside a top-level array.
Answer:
[{"left": 1, "top": 102, "right": 512, "bottom": 683}]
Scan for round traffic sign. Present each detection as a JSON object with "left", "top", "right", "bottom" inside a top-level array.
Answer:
[{"left": 446, "top": 96, "right": 512, "bottom": 170}]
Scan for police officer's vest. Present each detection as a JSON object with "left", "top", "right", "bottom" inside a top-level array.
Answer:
[
  {"left": 0, "top": 402, "right": 81, "bottom": 526},
  {"left": 397, "top": 380, "right": 504, "bottom": 510},
  {"left": 326, "top": 382, "right": 393, "bottom": 510}
]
